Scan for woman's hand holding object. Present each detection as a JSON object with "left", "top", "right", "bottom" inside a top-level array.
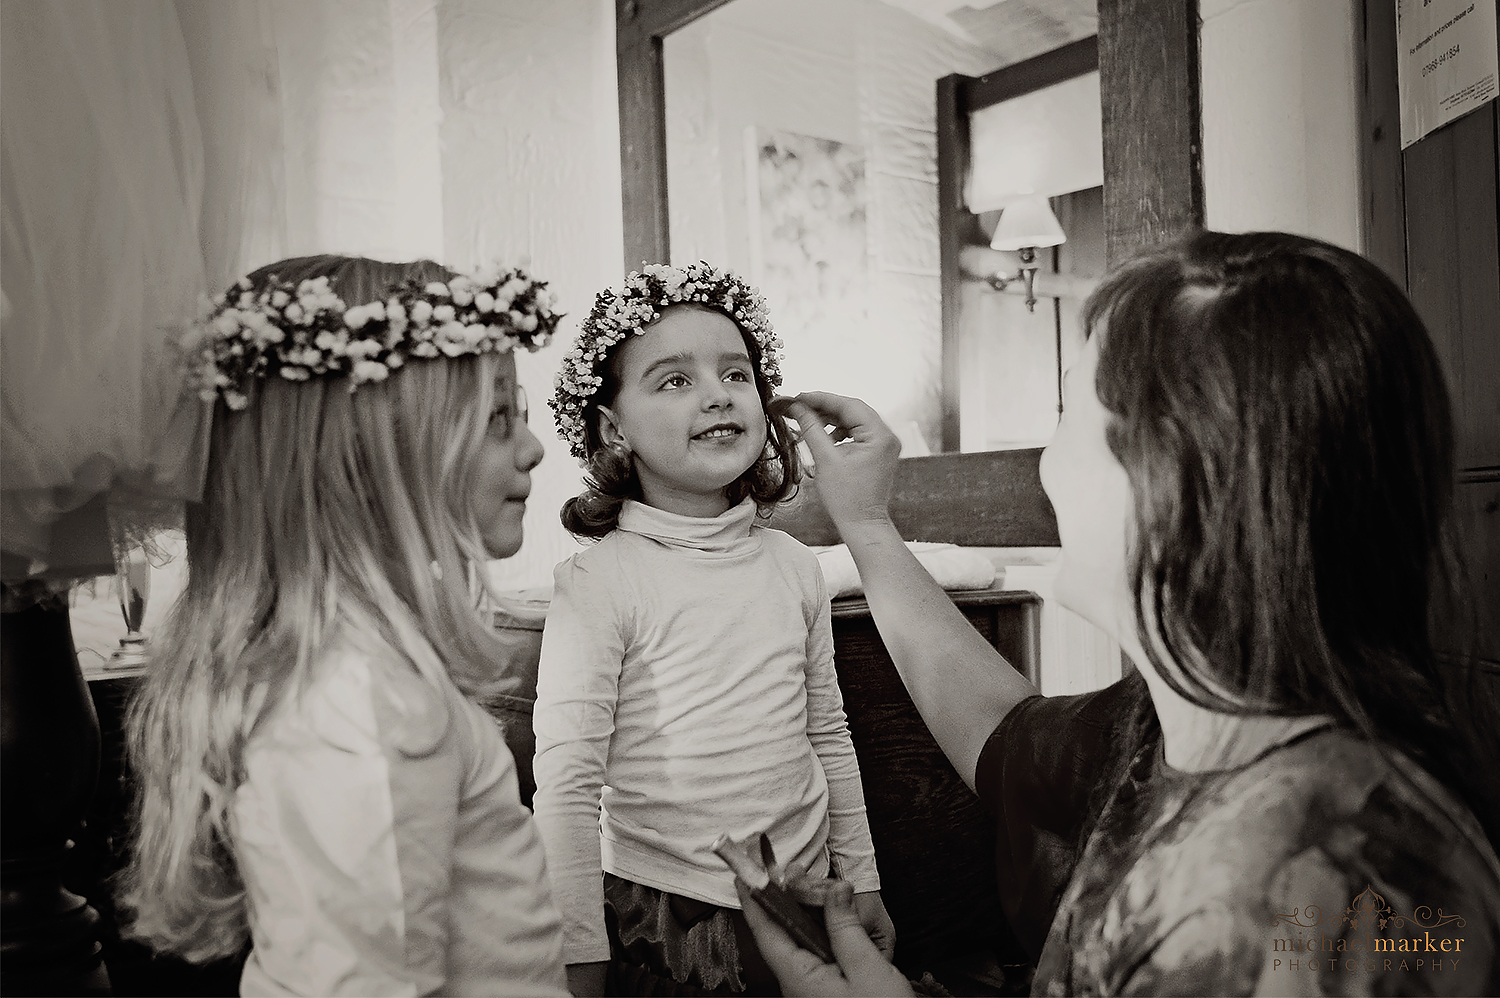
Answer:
[
  {"left": 734, "top": 873, "right": 914, "bottom": 998},
  {"left": 776, "top": 392, "right": 902, "bottom": 534}
]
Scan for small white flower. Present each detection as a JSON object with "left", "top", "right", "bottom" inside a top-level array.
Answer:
[
  {"left": 425, "top": 281, "right": 449, "bottom": 297},
  {"left": 344, "top": 304, "right": 370, "bottom": 330},
  {"left": 285, "top": 302, "right": 304, "bottom": 322},
  {"left": 475, "top": 291, "right": 496, "bottom": 313},
  {"left": 432, "top": 303, "right": 456, "bottom": 323},
  {"left": 366, "top": 300, "right": 386, "bottom": 321},
  {"left": 351, "top": 360, "right": 389, "bottom": 383},
  {"left": 214, "top": 312, "right": 241, "bottom": 336},
  {"left": 410, "top": 300, "right": 434, "bottom": 324},
  {"left": 271, "top": 290, "right": 290, "bottom": 308},
  {"left": 225, "top": 390, "right": 249, "bottom": 410},
  {"left": 280, "top": 366, "right": 311, "bottom": 381}
]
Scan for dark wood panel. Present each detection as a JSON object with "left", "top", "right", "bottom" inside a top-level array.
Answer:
[
  {"left": 1455, "top": 478, "right": 1500, "bottom": 666},
  {"left": 769, "top": 448, "right": 1059, "bottom": 548},
  {"left": 615, "top": 0, "right": 731, "bottom": 48},
  {"left": 1357, "top": 0, "right": 1407, "bottom": 286},
  {"left": 828, "top": 598, "right": 1035, "bottom": 981},
  {"left": 936, "top": 73, "right": 973, "bottom": 454},
  {"left": 1402, "top": 102, "right": 1500, "bottom": 470},
  {"left": 965, "top": 35, "right": 1098, "bottom": 111},
  {"left": 616, "top": 22, "right": 670, "bottom": 273},
  {"left": 1097, "top": 0, "right": 1203, "bottom": 266}
]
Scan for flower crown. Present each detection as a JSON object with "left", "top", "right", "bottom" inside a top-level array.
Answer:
[
  {"left": 184, "top": 263, "right": 562, "bottom": 410},
  {"left": 549, "top": 262, "right": 782, "bottom": 459}
]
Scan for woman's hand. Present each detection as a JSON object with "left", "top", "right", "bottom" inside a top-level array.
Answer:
[
  {"left": 735, "top": 875, "right": 914, "bottom": 998},
  {"left": 779, "top": 392, "right": 902, "bottom": 535},
  {"left": 853, "top": 889, "right": 896, "bottom": 961}
]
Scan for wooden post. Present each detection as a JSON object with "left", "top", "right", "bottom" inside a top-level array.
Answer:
[{"left": 1097, "top": 0, "right": 1204, "bottom": 265}]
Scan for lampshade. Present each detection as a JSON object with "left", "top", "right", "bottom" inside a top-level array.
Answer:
[{"left": 990, "top": 196, "right": 1066, "bottom": 251}]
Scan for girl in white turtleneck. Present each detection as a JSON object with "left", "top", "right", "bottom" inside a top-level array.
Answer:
[{"left": 534, "top": 264, "right": 890, "bottom": 996}]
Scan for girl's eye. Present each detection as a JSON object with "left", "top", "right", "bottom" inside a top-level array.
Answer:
[
  {"left": 724, "top": 369, "right": 750, "bottom": 383},
  {"left": 658, "top": 373, "right": 689, "bottom": 390}
]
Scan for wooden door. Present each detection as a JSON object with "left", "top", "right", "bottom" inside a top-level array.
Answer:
[{"left": 1360, "top": 0, "right": 1500, "bottom": 667}]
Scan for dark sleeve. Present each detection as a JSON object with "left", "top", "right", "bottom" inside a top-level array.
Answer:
[{"left": 972, "top": 675, "right": 1142, "bottom": 961}]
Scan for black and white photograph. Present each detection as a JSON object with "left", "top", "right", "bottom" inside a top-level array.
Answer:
[{"left": 2, "top": 1, "right": 1497, "bottom": 995}]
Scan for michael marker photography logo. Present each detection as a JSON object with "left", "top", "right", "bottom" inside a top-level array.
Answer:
[{"left": 1270, "top": 885, "right": 1466, "bottom": 978}]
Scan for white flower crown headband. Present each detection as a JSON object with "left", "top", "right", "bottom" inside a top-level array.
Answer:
[
  {"left": 548, "top": 262, "right": 783, "bottom": 460},
  {"left": 184, "top": 263, "right": 562, "bottom": 411}
]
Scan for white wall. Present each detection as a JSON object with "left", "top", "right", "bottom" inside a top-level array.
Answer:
[
  {"left": 1200, "top": 0, "right": 1363, "bottom": 250},
  {"left": 663, "top": 0, "right": 996, "bottom": 452},
  {"left": 435, "top": 0, "right": 623, "bottom": 592}
]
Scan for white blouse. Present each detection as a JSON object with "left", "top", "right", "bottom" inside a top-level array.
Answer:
[{"left": 232, "top": 640, "right": 568, "bottom": 997}]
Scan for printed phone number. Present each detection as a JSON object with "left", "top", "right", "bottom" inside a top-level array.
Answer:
[{"left": 1422, "top": 44, "right": 1460, "bottom": 77}]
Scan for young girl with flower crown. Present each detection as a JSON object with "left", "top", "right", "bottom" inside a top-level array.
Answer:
[
  {"left": 533, "top": 262, "right": 892, "bottom": 996},
  {"left": 120, "top": 255, "right": 571, "bottom": 996}
]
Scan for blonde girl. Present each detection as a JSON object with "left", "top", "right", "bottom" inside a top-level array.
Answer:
[{"left": 120, "top": 255, "right": 569, "bottom": 996}]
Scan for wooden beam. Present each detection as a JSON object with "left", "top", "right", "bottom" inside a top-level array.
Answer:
[
  {"left": 965, "top": 35, "right": 1098, "bottom": 111},
  {"left": 769, "top": 448, "right": 1060, "bottom": 547},
  {"left": 936, "top": 73, "right": 972, "bottom": 454},
  {"left": 615, "top": 0, "right": 731, "bottom": 49},
  {"left": 1097, "top": 0, "right": 1203, "bottom": 266},
  {"left": 615, "top": 1, "right": 733, "bottom": 274},
  {"left": 1357, "top": 0, "right": 1407, "bottom": 286}
]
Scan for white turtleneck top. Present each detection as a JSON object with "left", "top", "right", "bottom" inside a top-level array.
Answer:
[{"left": 531, "top": 498, "right": 880, "bottom": 964}]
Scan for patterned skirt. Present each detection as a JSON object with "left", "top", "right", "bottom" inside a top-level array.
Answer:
[{"left": 603, "top": 873, "right": 781, "bottom": 996}]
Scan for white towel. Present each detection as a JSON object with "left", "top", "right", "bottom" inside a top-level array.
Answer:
[{"left": 814, "top": 542, "right": 996, "bottom": 600}]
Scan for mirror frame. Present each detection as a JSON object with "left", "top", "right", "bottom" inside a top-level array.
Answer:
[
  {"left": 613, "top": 0, "right": 1204, "bottom": 543},
  {"left": 937, "top": 34, "right": 1099, "bottom": 452}
]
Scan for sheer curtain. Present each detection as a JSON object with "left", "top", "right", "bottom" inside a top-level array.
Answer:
[{"left": 1, "top": 0, "right": 285, "bottom": 576}]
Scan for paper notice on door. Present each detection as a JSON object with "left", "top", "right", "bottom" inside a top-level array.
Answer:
[{"left": 1397, "top": 0, "right": 1498, "bottom": 147}]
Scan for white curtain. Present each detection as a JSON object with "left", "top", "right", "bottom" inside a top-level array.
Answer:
[{"left": 1, "top": 0, "right": 285, "bottom": 573}]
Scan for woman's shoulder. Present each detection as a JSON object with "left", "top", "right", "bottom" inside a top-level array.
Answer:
[{"left": 263, "top": 638, "right": 454, "bottom": 759}]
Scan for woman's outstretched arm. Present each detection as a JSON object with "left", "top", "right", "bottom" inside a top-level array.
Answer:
[{"left": 783, "top": 392, "right": 1038, "bottom": 790}]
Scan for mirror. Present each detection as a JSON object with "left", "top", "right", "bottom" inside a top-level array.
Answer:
[{"left": 653, "top": 0, "right": 1098, "bottom": 455}]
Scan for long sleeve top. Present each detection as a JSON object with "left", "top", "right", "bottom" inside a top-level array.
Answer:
[
  {"left": 531, "top": 498, "right": 881, "bottom": 964},
  {"left": 231, "top": 637, "right": 569, "bottom": 997}
]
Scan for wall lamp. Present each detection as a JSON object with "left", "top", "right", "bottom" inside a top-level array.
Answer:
[{"left": 984, "top": 196, "right": 1066, "bottom": 312}]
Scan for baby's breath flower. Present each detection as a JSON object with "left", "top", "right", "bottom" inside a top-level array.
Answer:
[
  {"left": 547, "top": 261, "right": 780, "bottom": 461},
  {"left": 183, "top": 263, "right": 562, "bottom": 409}
]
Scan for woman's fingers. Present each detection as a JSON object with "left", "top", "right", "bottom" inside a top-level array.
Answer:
[
  {"left": 819, "top": 882, "right": 915, "bottom": 997},
  {"left": 734, "top": 879, "right": 851, "bottom": 997}
]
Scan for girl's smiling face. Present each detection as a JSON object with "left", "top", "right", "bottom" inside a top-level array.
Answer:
[{"left": 598, "top": 305, "right": 767, "bottom": 518}]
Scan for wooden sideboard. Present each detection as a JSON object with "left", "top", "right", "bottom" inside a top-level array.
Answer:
[{"left": 829, "top": 587, "right": 1038, "bottom": 992}]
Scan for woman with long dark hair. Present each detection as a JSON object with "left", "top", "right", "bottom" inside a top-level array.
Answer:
[{"left": 735, "top": 230, "right": 1500, "bottom": 996}]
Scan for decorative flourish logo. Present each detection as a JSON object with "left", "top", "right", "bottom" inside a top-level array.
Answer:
[{"left": 1269, "top": 885, "right": 1467, "bottom": 977}]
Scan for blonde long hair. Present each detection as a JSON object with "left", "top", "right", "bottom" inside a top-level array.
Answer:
[{"left": 119, "top": 256, "right": 513, "bottom": 961}]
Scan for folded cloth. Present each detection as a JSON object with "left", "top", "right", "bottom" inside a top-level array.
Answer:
[{"left": 814, "top": 542, "right": 996, "bottom": 600}]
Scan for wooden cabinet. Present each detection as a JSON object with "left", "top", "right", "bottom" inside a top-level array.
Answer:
[{"left": 829, "top": 588, "right": 1039, "bottom": 990}]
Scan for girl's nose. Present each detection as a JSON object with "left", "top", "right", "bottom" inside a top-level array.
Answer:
[
  {"left": 702, "top": 380, "right": 732, "bottom": 410},
  {"left": 515, "top": 420, "right": 544, "bottom": 471}
]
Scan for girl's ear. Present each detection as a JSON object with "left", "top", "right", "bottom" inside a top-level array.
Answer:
[{"left": 597, "top": 406, "right": 629, "bottom": 453}]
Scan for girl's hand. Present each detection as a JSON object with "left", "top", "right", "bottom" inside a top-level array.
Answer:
[
  {"left": 779, "top": 392, "right": 902, "bottom": 535},
  {"left": 735, "top": 875, "right": 914, "bottom": 998},
  {"left": 853, "top": 889, "right": 896, "bottom": 960}
]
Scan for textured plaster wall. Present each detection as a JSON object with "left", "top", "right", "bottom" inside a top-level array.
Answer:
[
  {"left": 665, "top": 0, "right": 994, "bottom": 451},
  {"left": 437, "top": 0, "right": 622, "bottom": 591},
  {"left": 1200, "top": 0, "right": 1362, "bottom": 250}
]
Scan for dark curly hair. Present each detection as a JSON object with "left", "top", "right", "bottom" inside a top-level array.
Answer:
[{"left": 560, "top": 303, "right": 800, "bottom": 538}]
